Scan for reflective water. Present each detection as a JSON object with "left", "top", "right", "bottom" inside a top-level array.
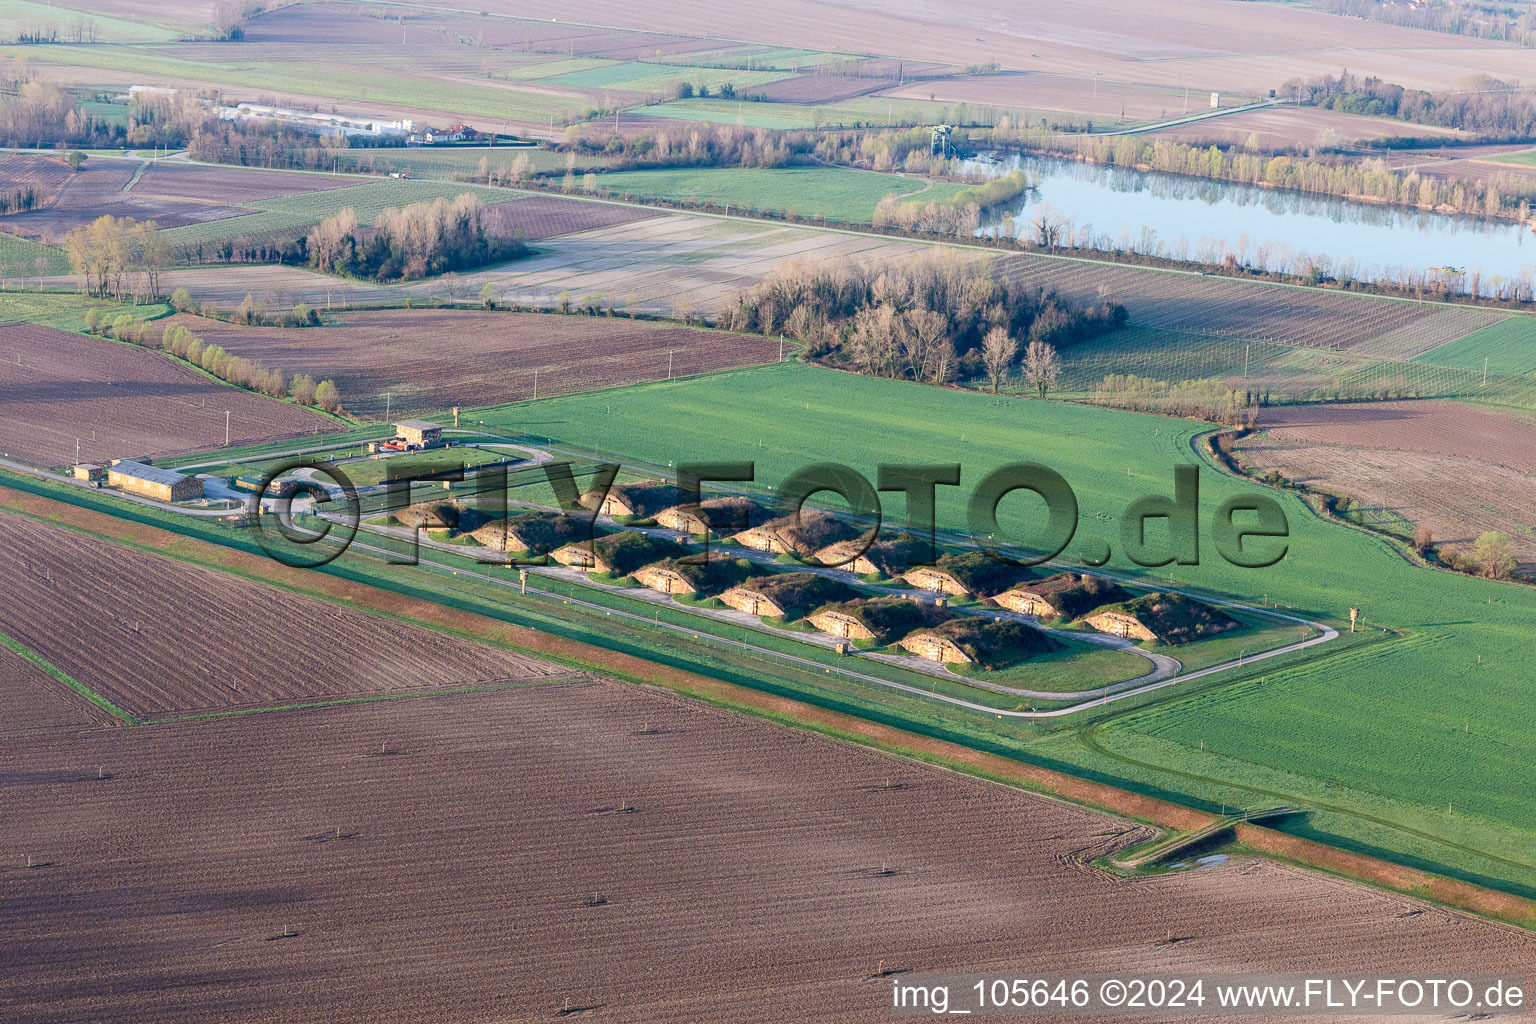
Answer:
[{"left": 973, "top": 153, "right": 1536, "bottom": 295}]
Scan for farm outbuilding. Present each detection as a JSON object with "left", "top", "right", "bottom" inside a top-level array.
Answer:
[
  {"left": 72, "top": 463, "right": 106, "bottom": 484},
  {"left": 581, "top": 480, "right": 680, "bottom": 520},
  {"left": 897, "top": 617, "right": 1062, "bottom": 669},
  {"left": 902, "top": 552, "right": 1032, "bottom": 599},
  {"left": 807, "top": 596, "right": 948, "bottom": 644},
  {"left": 106, "top": 462, "right": 203, "bottom": 502},
  {"left": 655, "top": 496, "right": 763, "bottom": 537},
  {"left": 994, "top": 573, "right": 1129, "bottom": 621},
  {"left": 395, "top": 420, "right": 444, "bottom": 449},
  {"left": 1084, "top": 592, "right": 1239, "bottom": 645},
  {"left": 734, "top": 508, "right": 861, "bottom": 559},
  {"left": 719, "top": 572, "right": 862, "bottom": 621}
]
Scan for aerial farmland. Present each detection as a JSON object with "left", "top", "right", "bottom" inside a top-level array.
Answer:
[{"left": 4, "top": 0, "right": 1536, "bottom": 1017}]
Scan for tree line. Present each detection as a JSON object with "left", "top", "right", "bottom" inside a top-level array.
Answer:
[
  {"left": 62, "top": 215, "right": 172, "bottom": 301},
  {"left": 0, "top": 78, "right": 123, "bottom": 149},
  {"left": 82, "top": 308, "right": 341, "bottom": 413},
  {"left": 1284, "top": 70, "right": 1536, "bottom": 140},
  {"left": 1007, "top": 131, "right": 1525, "bottom": 223},
  {"left": 0, "top": 72, "right": 211, "bottom": 148},
  {"left": 1315, "top": 0, "right": 1536, "bottom": 47},
  {"left": 306, "top": 195, "right": 527, "bottom": 281},
  {"left": 872, "top": 170, "right": 1033, "bottom": 238},
  {"left": 727, "top": 251, "right": 1125, "bottom": 386},
  {"left": 0, "top": 185, "right": 38, "bottom": 214}
]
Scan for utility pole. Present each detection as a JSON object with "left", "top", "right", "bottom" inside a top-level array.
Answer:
[
  {"left": 225, "top": 410, "right": 231, "bottom": 447},
  {"left": 75, "top": 438, "right": 80, "bottom": 464},
  {"left": 385, "top": 393, "right": 392, "bottom": 421},
  {"left": 533, "top": 369, "right": 538, "bottom": 400},
  {"left": 667, "top": 350, "right": 674, "bottom": 379},
  {"left": 1244, "top": 344, "right": 1250, "bottom": 380},
  {"left": 1484, "top": 356, "right": 1489, "bottom": 385}
]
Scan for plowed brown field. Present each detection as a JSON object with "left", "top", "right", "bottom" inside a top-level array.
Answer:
[
  {"left": 0, "top": 646, "right": 118, "bottom": 741},
  {"left": 1236, "top": 438, "right": 1536, "bottom": 570},
  {"left": 0, "top": 161, "right": 255, "bottom": 238},
  {"left": 171, "top": 309, "right": 781, "bottom": 417},
  {"left": 0, "top": 323, "right": 337, "bottom": 468},
  {"left": 3, "top": 678, "right": 1533, "bottom": 1022},
  {"left": 0, "top": 511, "right": 571, "bottom": 718},
  {"left": 135, "top": 163, "right": 358, "bottom": 203},
  {"left": 1238, "top": 401, "right": 1536, "bottom": 570},
  {"left": 0, "top": 154, "right": 75, "bottom": 209},
  {"left": 1254, "top": 400, "right": 1536, "bottom": 473}
]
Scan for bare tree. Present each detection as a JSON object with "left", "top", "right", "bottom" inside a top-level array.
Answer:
[
  {"left": 1030, "top": 203, "right": 1065, "bottom": 249},
  {"left": 1023, "top": 338, "right": 1061, "bottom": 399},
  {"left": 981, "top": 325, "right": 1017, "bottom": 393}
]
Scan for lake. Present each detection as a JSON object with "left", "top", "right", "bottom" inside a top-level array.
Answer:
[{"left": 971, "top": 153, "right": 1536, "bottom": 297}]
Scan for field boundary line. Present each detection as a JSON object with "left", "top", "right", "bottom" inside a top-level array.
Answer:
[{"left": 0, "top": 629, "right": 137, "bottom": 724}]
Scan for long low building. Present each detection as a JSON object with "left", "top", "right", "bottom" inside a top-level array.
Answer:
[{"left": 107, "top": 462, "right": 203, "bottom": 502}]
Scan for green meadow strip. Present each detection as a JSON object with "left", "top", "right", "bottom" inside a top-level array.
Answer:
[{"left": 0, "top": 629, "right": 136, "bottom": 723}]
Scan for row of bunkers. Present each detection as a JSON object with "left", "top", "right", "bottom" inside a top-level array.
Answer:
[{"left": 412, "top": 483, "right": 1238, "bottom": 669}]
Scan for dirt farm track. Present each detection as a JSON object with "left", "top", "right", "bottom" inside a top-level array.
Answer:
[{"left": 4, "top": 676, "right": 1534, "bottom": 1023}]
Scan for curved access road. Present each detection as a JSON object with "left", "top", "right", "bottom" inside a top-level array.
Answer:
[{"left": 316, "top": 514, "right": 1339, "bottom": 720}]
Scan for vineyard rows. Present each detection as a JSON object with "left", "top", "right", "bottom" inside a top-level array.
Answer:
[
  {"left": 0, "top": 511, "right": 568, "bottom": 717},
  {"left": 998, "top": 254, "right": 1498, "bottom": 352}
]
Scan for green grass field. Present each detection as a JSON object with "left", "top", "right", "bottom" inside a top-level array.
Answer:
[
  {"left": 489, "top": 57, "right": 612, "bottom": 81},
  {"left": 0, "top": 0, "right": 177, "bottom": 43},
  {"left": 662, "top": 46, "right": 841, "bottom": 71},
  {"left": 1484, "top": 149, "right": 1536, "bottom": 167},
  {"left": 632, "top": 95, "right": 1048, "bottom": 130},
  {"left": 590, "top": 166, "right": 967, "bottom": 221},
  {"left": 546, "top": 61, "right": 793, "bottom": 94},
  {"left": 949, "top": 639, "right": 1149, "bottom": 693},
  {"left": 468, "top": 361, "right": 1536, "bottom": 896},
  {"left": 334, "top": 446, "right": 517, "bottom": 487},
  {"left": 1412, "top": 315, "right": 1536, "bottom": 375},
  {"left": 1053, "top": 325, "right": 1536, "bottom": 406},
  {"left": 0, "top": 291, "right": 169, "bottom": 332},
  {"left": 0, "top": 233, "right": 69, "bottom": 279},
  {"left": 1, "top": 45, "right": 603, "bottom": 124}
]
